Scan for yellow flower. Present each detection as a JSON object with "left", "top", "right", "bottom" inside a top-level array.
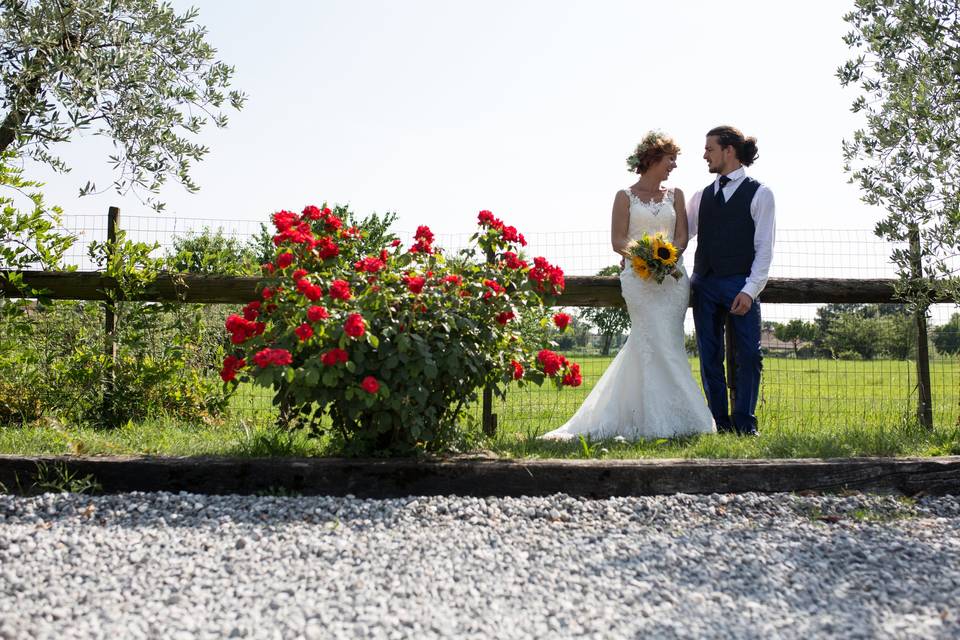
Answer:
[
  {"left": 631, "top": 256, "right": 651, "bottom": 279},
  {"left": 651, "top": 235, "right": 678, "bottom": 266}
]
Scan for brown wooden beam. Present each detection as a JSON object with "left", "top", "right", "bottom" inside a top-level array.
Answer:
[
  {"left": 1, "top": 454, "right": 958, "bottom": 497},
  {"left": 1, "top": 271, "right": 262, "bottom": 303},
  {"left": 0, "top": 271, "right": 950, "bottom": 306}
]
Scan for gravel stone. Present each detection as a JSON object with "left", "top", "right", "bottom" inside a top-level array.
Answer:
[{"left": 0, "top": 492, "right": 958, "bottom": 639}]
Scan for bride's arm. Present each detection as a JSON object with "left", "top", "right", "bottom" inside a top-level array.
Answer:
[
  {"left": 672, "top": 188, "right": 689, "bottom": 254},
  {"left": 611, "top": 190, "right": 631, "bottom": 258}
]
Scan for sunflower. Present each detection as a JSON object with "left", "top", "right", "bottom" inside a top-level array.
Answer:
[
  {"left": 650, "top": 235, "right": 679, "bottom": 266},
  {"left": 631, "top": 256, "right": 651, "bottom": 279}
]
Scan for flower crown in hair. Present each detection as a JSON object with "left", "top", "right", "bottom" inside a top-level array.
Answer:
[{"left": 626, "top": 130, "right": 669, "bottom": 172}]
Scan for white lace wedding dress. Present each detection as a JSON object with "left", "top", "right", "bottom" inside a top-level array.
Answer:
[{"left": 542, "top": 188, "right": 715, "bottom": 441}]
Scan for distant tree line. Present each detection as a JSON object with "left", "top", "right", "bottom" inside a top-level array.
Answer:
[{"left": 766, "top": 304, "right": 960, "bottom": 360}]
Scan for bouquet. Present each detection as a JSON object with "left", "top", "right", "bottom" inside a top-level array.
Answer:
[{"left": 626, "top": 233, "right": 682, "bottom": 283}]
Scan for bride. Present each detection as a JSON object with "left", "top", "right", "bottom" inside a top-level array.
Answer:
[{"left": 542, "top": 131, "right": 715, "bottom": 441}]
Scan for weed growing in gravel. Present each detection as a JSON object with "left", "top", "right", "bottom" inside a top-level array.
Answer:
[{"left": 9, "top": 461, "right": 102, "bottom": 495}]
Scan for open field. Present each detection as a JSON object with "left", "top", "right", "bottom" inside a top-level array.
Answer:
[{"left": 2, "top": 356, "right": 959, "bottom": 460}]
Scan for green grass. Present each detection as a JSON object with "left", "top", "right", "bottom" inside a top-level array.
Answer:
[
  {"left": 0, "top": 415, "right": 330, "bottom": 458},
  {"left": 485, "top": 355, "right": 960, "bottom": 459},
  {"left": 1, "top": 355, "right": 959, "bottom": 459}
]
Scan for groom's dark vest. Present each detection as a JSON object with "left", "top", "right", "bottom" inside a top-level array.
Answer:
[{"left": 693, "top": 177, "right": 761, "bottom": 277}]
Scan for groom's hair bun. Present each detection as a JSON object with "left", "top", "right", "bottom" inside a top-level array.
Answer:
[
  {"left": 707, "top": 125, "right": 759, "bottom": 166},
  {"left": 626, "top": 131, "right": 681, "bottom": 174}
]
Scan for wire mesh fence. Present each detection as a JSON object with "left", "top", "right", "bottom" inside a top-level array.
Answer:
[{"left": 21, "top": 212, "right": 960, "bottom": 432}]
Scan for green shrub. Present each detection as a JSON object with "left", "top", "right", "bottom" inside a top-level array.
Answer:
[{"left": 223, "top": 205, "right": 581, "bottom": 455}]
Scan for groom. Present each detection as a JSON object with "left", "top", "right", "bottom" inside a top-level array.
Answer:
[{"left": 687, "top": 125, "right": 775, "bottom": 436}]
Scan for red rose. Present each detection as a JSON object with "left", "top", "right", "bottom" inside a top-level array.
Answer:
[
  {"left": 226, "top": 314, "right": 262, "bottom": 344},
  {"left": 553, "top": 313, "right": 571, "bottom": 331},
  {"left": 562, "top": 362, "right": 583, "bottom": 387},
  {"left": 321, "top": 347, "right": 349, "bottom": 366},
  {"left": 355, "top": 256, "right": 386, "bottom": 273},
  {"left": 292, "top": 268, "right": 308, "bottom": 281},
  {"left": 295, "top": 323, "right": 314, "bottom": 341},
  {"left": 528, "top": 257, "right": 565, "bottom": 294},
  {"left": 316, "top": 236, "right": 339, "bottom": 260},
  {"left": 253, "top": 348, "right": 293, "bottom": 368},
  {"left": 304, "top": 284, "right": 323, "bottom": 301},
  {"left": 483, "top": 279, "right": 505, "bottom": 299},
  {"left": 496, "top": 311, "right": 515, "bottom": 325},
  {"left": 477, "top": 210, "right": 504, "bottom": 230},
  {"left": 324, "top": 215, "right": 343, "bottom": 232},
  {"left": 219, "top": 355, "right": 246, "bottom": 382},
  {"left": 502, "top": 252, "right": 527, "bottom": 270},
  {"left": 344, "top": 313, "right": 365, "bottom": 338},
  {"left": 361, "top": 376, "right": 379, "bottom": 394},
  {"left": 273, "top": 224, "right": 316, "bottom": 247},
  {"left": 510, "top": 360, "right": 524, "bottom": 380},
  {"left": 261, "top": 262, "right": 275, "bottom": 275},
  {"left": 272, "top": 210, "right": 299, "bottom": 232},
  {"left": 261, "top": 287, "right": 274, "bottom": 300},
  {"left": 307, "top": 305, "right": 329, "bottom": 322},
  {"left": 409, "top": 225, "right": 435, "bottom": 254},
  {"left": 296, "top": 278, "right": 322, "bottom": 300},
  {"left": 302, "top": 205, "right": 322, "bottom": 220},
  {"left": 442, "top": 274, "right": 463, "bottom": 286},
  {"left": 276, "top": 252, "right": 294, "bottom": 269},
  {"left": 537, "top": 349, "right": 564, "bottom": 376},
  {"left": 404, "top": 275, "right": 426, "bottom": 294},
  {"left": 329, "top": 279, "right": 352, "bottom": 300},
  {"left": 242, "top": 301, "right": 261, "bottom": 321},
  {"left": 415, "top": 225, "right": 434, "bottom": 243},
  {"left": 501, "top": 225, "right": 522, "bottom": 244},
  {"left": 390, "top": 239, "right": 401, "bottom": 247}
]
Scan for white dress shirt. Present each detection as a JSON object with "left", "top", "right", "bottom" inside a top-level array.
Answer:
[{"left": 685, "top": 166, "right": 776, "bottom": 301}]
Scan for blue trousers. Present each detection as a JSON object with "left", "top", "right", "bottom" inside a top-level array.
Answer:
[{"left": 690, "top": 273, "right": 762, "bottom": 433}]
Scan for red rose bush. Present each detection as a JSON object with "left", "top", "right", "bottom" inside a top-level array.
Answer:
[{"left": 222, "top": 204, "right": 580, "bottom": 454}]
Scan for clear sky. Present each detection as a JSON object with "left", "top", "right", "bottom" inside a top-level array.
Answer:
[{"left": 29, "top": 0, "right": 878, "bottom": 238}]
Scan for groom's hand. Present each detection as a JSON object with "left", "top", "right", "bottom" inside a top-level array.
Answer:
[{"left": 730, "top": 292, "right": 753, "bottom": 316}]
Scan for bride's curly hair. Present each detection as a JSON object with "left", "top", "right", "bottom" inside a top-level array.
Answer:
[{"left": 626, "top": 131, "right": 681, "bottom": 174}]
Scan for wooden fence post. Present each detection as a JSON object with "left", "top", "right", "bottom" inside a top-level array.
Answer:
[
  {"left": 103, "top": 206, "right": 120, "bottom": 428},
  {"left": 909, "top": 225, "right": 934, "bottom": 430},
  {"left": 482, "top": 247, "right": 498, "bottom": 437}
]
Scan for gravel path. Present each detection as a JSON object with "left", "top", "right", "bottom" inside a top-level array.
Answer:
[{"left": 1, "top": 491, "right": 958, "bottom": 640}]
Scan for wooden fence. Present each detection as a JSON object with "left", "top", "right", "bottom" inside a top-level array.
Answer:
[{"left": 2, "top": 207, "right": 953, "bottom": 432}]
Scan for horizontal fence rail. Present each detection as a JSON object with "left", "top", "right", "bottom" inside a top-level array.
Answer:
[{"left": 1, "top": 271, "right": 948, "bottom": 306}]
